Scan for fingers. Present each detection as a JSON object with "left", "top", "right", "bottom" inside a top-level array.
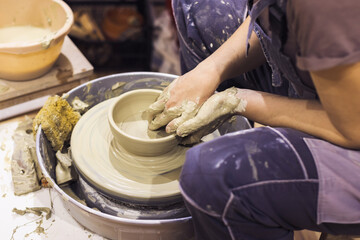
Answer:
[
  {"left": 176, "top": 115, "right": 205, "bottom": 137},
  {"left": 145, "top": 83, "right": 173, "bottom": 129},
  {"left": 145, "top": 97, "right": 167, "bottom": 122},
  {"left": 149, "top": 99, "right": 200, "bottom": 130},
  {"left": 176, "top": 88, "right": 242, "bottom": 141},
  {"left": 148, "top": 106, "right": 182, "bottom": 130},
  {"left": 166, "top": 101, "right": 199, "bottom": 133},
  {"left": 179, "top": 115, "right": 232, "bottom": 145},
  {"left": 146, "top": 86, "right": 170, "bottom": 119},
  {"left": 176, "top": 94, "right": 224, "bottom": 137}
]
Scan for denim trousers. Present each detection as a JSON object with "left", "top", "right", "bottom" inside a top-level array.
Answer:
[{"left": 179, "top": 127, "right": 360, "bottom": 239}]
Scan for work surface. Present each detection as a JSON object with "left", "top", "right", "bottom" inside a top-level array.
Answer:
[{"left": 0, "top": 114, "right": 104, "bottom": 240}]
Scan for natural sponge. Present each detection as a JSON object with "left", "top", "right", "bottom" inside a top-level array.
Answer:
[{"left": 33, "top": 95, "right": 80, "bottom": 151}]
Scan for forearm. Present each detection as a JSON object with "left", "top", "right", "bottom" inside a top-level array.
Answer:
[
  {"left": 197, "top": 16, "right": 266, "bottom": 84},
  {"left": 237, "top": 89, "right": 359, "bottom": 149}
]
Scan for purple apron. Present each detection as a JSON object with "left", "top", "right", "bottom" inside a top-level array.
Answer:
[{"left": 304, "top": 138, "right": 360, "bottom": 224}]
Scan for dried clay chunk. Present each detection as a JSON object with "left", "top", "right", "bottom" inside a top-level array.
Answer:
[
  {"left": 12, "top": 118, "right": 41, "bottom": 195},
  {"left": 33, "top": 95, "right": 80, "bottom": 151}
]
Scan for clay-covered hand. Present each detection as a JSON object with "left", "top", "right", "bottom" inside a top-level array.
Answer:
[
  {"left": 177, "top": 87, "right": 247, "bottom": 145},
  {"left": 146, "top": 67, "right": 220, "bottom": 132}
]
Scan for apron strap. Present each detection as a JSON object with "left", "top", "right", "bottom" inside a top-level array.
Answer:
[
  {"left": 246, "top": 0, "right": 276, "bottom": 56},
  {"left": 268, "top": 1, "right": 287, "bottom": 51}
]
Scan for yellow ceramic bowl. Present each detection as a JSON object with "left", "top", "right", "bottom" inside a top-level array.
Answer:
[{"left": 0, "top": 0, "right": 73, "bottom": 81}]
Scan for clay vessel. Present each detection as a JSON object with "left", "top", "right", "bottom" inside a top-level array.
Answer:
[{"left": 108, "top": 89, "right": 178, "bottom": 157}]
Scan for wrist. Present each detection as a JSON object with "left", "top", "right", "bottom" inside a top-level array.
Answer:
[
  {"left": 234, "top": 88, "right": 252, "bottom": 114},
  {"left": 196, "top": 58, "right": 225, "bottom": 85}
]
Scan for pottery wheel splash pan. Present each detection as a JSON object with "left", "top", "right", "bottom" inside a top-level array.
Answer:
[{"left": 36, "top": 72, "right": 252, "bottom": 239}]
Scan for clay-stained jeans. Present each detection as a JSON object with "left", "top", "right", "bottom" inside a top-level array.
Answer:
[{"left": 180, "top": 127, "right": 360, "bottom": 240}]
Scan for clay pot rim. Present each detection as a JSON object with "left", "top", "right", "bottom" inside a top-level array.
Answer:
[
  {"left": 108, "top": 89, "right": 177, "bottom": 144},
  {"left": 0, "top": 0, "right": 74, "bottom": 54}
]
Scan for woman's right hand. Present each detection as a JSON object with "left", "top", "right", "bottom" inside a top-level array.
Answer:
[{"left": 146, "top": 62, "right": 222, "bottom": 134}]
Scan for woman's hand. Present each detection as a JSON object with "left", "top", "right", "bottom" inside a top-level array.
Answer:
[
  {"left": 146, "top": 62, "right": 222, "bottom": 133},
  {"left": 177, "top": 87, "right": 247, "bottom": 145}
]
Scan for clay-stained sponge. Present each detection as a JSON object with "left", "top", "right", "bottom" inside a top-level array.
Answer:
[{"left": 33, "top": 95, "right": 81, "bottom": 151}]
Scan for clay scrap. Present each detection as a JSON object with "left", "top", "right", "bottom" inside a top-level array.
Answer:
[
  {"left": 11, "top": 118, "right": 41, "bottom": 195},
  {"left": 55, "top": 149, "right": 77, "bottom": 186},
  {"left": 12, "top": 207, "right": 52, "bottom": 220}
]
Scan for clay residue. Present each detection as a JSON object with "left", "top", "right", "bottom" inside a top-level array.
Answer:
[
  {"left": 160, "top": 81, "right": 171, "bottom": 87},
  {"left": 56, "top": 67, "right": 73, "bottom": 82},
  {"left": 71, "top": 97, "right": 89, "bottom": 114},
  {"left": 55, "top": 149, "right": 77, "bottom": 185},
  {"left": 0, "top": 83, "right": 9, "bottom": 93},
  {"left": 11, "top": 207, "right": 53, "bottom": 240},
  {"left": 61, "top": 185, "right": 87, "bottom": 206},
  {"left": 11, "top": 118, "right": 41, "bottom": 195},
  {"left": 13, "top": 207, "right": 52, "bottom": 220},
  {"left": 105, "top": 85, "right": 124, "bottom": 100},
  {"left": 111, "top": 82, "right": 126, "bottom": 90},
  {"left": 85, "top": 82, "right": 92, "bottom": 94},
  {"left": 0, "top": 142, "right": 6, "bottom": 151}
]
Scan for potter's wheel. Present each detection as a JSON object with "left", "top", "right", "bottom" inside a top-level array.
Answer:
[
  {"left": 36, "top": 72, "right": 252, "bottom": 239},
  {"left": 71, "top": 98, "right": 188, "bottom": 206}
]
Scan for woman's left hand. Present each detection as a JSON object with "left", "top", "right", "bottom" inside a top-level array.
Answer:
[{"left": 177, "top": 87, "right": 247, "bottom": 145}]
